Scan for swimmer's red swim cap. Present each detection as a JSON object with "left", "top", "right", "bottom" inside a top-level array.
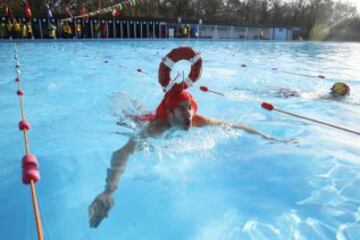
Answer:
[{"left": 154, "top": 87, "right": 198, "bottom": 120}]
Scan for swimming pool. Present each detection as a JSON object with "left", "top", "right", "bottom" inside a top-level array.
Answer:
[{"left": 1, "top": 40, "right": 360, "bottom": 240}]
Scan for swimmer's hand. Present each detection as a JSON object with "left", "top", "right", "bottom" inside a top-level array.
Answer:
[{"left": 89, "top": 191, "right": 114, "bottom": 228}]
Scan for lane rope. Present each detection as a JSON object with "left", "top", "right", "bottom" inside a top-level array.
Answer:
[
  {"left": 261, "top": 102, "right": 360, "bottom": 136},
  {"left": 14, "top": 45, "right": 44, "bottom": 240},
  {"left": 199, "top": 85, "right": 360, "bottom": 136}
]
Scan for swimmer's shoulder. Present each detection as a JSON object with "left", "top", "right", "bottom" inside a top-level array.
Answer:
[{"left": 140, "top": 119, "right": 170, "bottom": 137}]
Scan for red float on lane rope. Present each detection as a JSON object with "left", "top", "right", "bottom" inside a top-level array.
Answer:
[
  {"left": 18, "top": 120, "right": 31, "bottom": 131},
  {"left": 22, "top": 155, "right": 40, "bottom": 184},
  {"left": 261, "top": 102, "right": 274, "bottom": 111},
  {"left": 17, "top": 89, "right": 24, "bottom": 96},
  {"left": 199, "top": 85, "right": 225, "bottom": 96},
  {"left": 200, "top": 86, "right": 208, "bottom": 92}
]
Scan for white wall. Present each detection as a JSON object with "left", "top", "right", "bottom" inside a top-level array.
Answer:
[
  {"left": 199, "top": 24, "right": 294, "bottom": 40},
  {"left": 273, "top": 28, "right": 288, "bottom": 40}
]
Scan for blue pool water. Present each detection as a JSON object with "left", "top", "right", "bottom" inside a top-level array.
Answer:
[{"left": 1, "top": 40, "right": 360, "bottom": 240}]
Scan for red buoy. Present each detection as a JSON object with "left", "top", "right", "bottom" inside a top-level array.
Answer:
[
  {"left": 200, "top": 86, "right": 208, "bottom": 92},
  {"left": 22, "top": 166, "right": 40, "bottom": 184},
  {"left": 22, "top": 154, "right": 40, "bottom": 184},
  {"left": 18, "top": 120, "right": 31, "bottom": 131},
  {"left": 261, "top": 102, "right": 274, "bottom": 111},
  {"left": 17, "top": 89, "right": 24, "bottom": 96},
  {"left": 22, "top": 154, "right": 39, "bottom": 168}
]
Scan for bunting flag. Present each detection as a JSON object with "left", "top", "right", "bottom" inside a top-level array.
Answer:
[
  {"left": 65, "top": 4, "right": 73, "bottom": 18},
  {"left": 112, "top": 7, "right": 119, "bottom": 17},
  {"left": 24, "top": 0, "right": 32, "bottom": 20},
  {"left": 46, "top": 3, "right": 53, "bottom": 19},
  {"left": 5, "top": 4, "right": 9, "bottom": 16},
  {"left": 6, "top": 4, "right": 15, "bottom": 21},
  {"left": 60, "top": 0, "right": 144, "bottom": 22}
]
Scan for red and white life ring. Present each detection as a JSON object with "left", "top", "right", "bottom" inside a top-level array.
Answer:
[{"left": 158, "top": 46, "right": 202, "bottom": 92}]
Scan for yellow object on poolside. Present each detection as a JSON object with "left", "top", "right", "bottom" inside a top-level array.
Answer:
[
  {"left": 94, "top": 23, "right": 100, "bottom": 32},
  {"left": 27, "top": 23, "right": 32, "bottom": 34},
  {"left": 21, "top": 24, "right": 28, "bottom": 38},
  {"left": 0, "top": 23, "right": 6, "bottom": 38},
  {"left": 76, "top": 23, "right": 82, "bottom": 32},
  {"left": 49, "top": 24, "right": 56, "bottom": 39},
  {"left": 63, "top": 25, "right": 72, "bottom": 34},
  {"left": 6, "top": 22, "right": 13, "bottom": 31},
  {"left": 331, "top": 82, "right": 350, "bottom": 96},
  {"left": 15, "top": 23, "right": 21, "bottom": 32}
]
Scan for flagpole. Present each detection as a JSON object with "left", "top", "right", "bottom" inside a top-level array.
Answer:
[
  {"left": 47, "top": 4, "right": 50, "bottom": 39},
  {"left": 113, "top": 15, "right": 116, "bottom": 38},
  {"left": 39, "top": 18, "right": 43, "bottom": 39},
  {"left": 82, "top": 4, "right": 85, "bottom": 39}
]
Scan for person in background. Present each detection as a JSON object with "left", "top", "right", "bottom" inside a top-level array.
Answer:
[
  {"left": 21, "top": 21, "right": 28, "bottom": 38},
  {"left": 186, "top": 24, "right": 191, "bottom": 38},
  {"left": 75, "top": 22, "right": 82, "bottom": 38},
  {"left": 100, "top": 21, "right": 107, "bottom": 38},
  {"left": 6, "top": 20, "right": 14, "bottom": 39},
  {"left": 26, "top": 22, "right": 33, "bottom": 39},
  {"left": 182, "top": 25, "right": 188, "bottom": 38},
  {"left": 0, "top": 21, "right": 6, "bottom": 39},
  {"left": 14, "top": 20, "right": 21, "bottom": 38},
  {"left": 49, "top": 22, "right": 57, "bottom": 39},
  {"left": 272, "top": 82, "right": 351, "bottom": 99},
  {"left": 93, "top": 21, "right": 100, "bottom": 39},
  {"left": 62, "top": 21, "right": 72, "bottom": 38}
]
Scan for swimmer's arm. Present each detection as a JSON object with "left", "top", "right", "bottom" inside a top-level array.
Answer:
[
  {"left": 104, "top": 137, "right": 137, "bottom": 194},
  {"left": 192, "top": 114, "right": 274, "bottom": 140},
  {"left": 89, "top": 137, "right": 137, "bottom": 228},
  {"left": 319, "top": 93, "right": 334, "bottom": 100},
  {"left": 89, "top": 121, "right": 169, "bottom": 228},
  {"left": 104, "top": 120, "right": 168, "bottom": 194}
]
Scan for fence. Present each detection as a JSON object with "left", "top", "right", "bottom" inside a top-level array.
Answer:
[{"left": 0, "top": 16, "right": 296, "bottom": 40}]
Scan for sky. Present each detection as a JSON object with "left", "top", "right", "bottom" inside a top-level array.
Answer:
[
  {"left": 343, "top": 0, "right": 360, "bottom": 12},
  {"left": 284, "top": 0, "right": 360, "bottom": 12}
]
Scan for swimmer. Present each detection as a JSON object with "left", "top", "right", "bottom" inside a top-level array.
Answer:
[
  {"left": 233, "top": 82, "right": 351, "bottom": 100},
  {"left": 274, "top": 82, "right": 350, "bottom": 99},
  {"left": 88, "top": 84, "right": 291, "bottom": 228}
]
